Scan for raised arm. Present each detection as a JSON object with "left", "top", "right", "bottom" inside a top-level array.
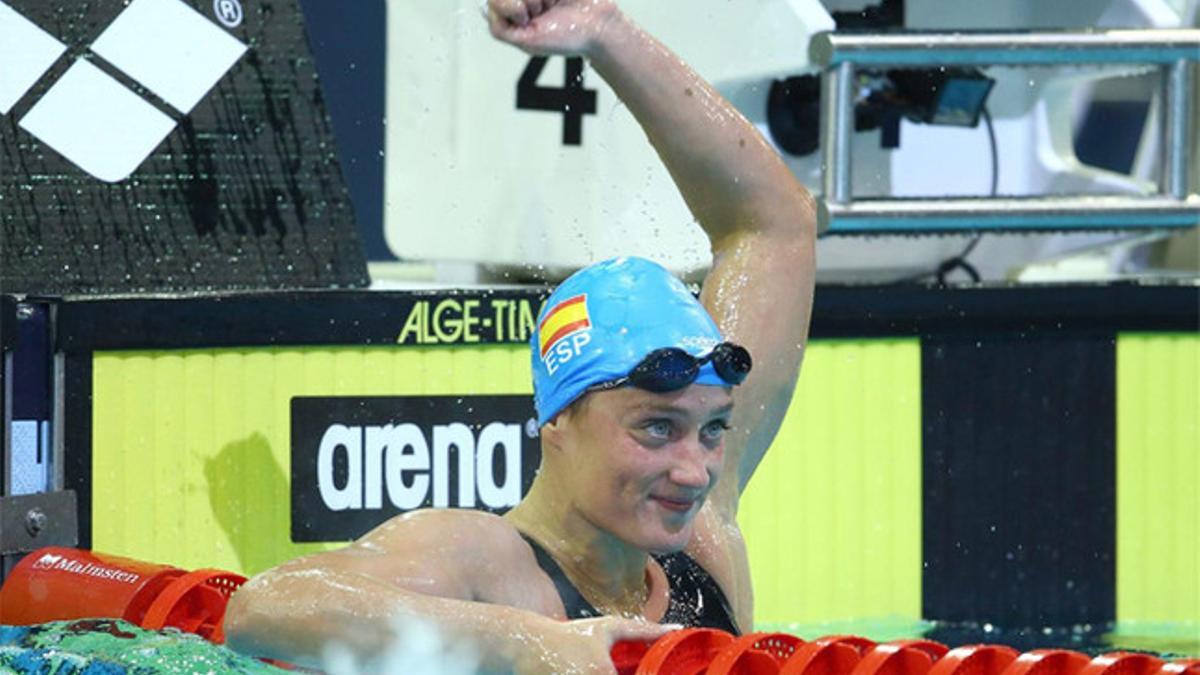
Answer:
[{"left": 488, "top": 0, "right": 817, "bottom": 513}]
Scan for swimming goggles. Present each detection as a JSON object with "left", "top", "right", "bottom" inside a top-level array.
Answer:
[{"left": 588, "top": 342, "right": 752, "bottom": 394}]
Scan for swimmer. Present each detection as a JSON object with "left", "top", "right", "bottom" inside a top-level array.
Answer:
[{"left": 224, "top": 0, "right": 816, "bottom": 671}]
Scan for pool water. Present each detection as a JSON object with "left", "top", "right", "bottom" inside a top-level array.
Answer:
[{"left": 0, "top": 620, "right": 286, "bottom": 675}]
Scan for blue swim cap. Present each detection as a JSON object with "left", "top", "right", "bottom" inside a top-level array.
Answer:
[{"left": 531, "top": 256, "right": 729, "bottom": 426}]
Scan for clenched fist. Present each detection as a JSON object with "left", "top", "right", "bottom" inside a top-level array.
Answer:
[{"left": 486, "top": 0, "right": 621, "bottom": 57}]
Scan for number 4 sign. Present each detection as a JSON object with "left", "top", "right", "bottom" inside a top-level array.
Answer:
[
  {"left": 518, "top": 56, "right": 596, "bottom": 146},
  {"left": 383, "top": 0, "right": 833, "bottom": 271}
]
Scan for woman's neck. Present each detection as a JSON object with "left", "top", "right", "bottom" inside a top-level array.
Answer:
[{"left": 505, "top": 476, "right": 653, "bottom": 617}]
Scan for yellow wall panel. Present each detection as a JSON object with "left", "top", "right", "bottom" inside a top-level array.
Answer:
[
  {"left": 92, "top": 346, "right": 531, "bottom": 577},
  {"left": 1116, "top": 333, "right": 1200, "bottom": 626},
  {"left": 739, "top": 339, "right": 923, "bottom": 624},
  {"left": 93, "top": 339, "right": 921, "bottom": 623}
]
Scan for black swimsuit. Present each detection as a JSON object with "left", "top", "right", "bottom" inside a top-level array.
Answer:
[{"left": 519, "top": 534, "right": 740, "bottom": 635}]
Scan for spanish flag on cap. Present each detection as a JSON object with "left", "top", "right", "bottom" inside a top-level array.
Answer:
[{"left": 538, "top": 294, "right": 590, "bottom": 358}]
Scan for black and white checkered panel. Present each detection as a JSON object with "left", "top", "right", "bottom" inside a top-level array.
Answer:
[{"left": 0, "top": 0, "right": 368, "bottom": 294}]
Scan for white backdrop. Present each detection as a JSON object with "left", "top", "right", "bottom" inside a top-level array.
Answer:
[
  {"left": 383, "top": 0, "right": 834, "bottom": 274},
  {"left": 382, "top": 0, "right": 1196, "bottom": 282}
]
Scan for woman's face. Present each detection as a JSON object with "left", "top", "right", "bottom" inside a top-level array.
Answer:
[{"left": 554, "top": 383, "right": 734, "bottom": 554}]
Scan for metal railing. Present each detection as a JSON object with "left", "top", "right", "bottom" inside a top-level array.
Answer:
[{"left": 809, "top": 29, "right": 1200, "bottom": 233}]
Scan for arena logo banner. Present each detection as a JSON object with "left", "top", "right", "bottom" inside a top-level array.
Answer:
[{"left": 291, "top": 395, "right": 540, "bottom": 542}]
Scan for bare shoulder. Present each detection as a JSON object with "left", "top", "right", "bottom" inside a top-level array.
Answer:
[
  {"left": 356, "top": 509, "right": 538, "bottom": 577},
  {"left": 350, "top": 510, "right": 563, "bottom": 616},
  {"left": 285, "top": 510, "right": 525, "bottom": 602}
]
